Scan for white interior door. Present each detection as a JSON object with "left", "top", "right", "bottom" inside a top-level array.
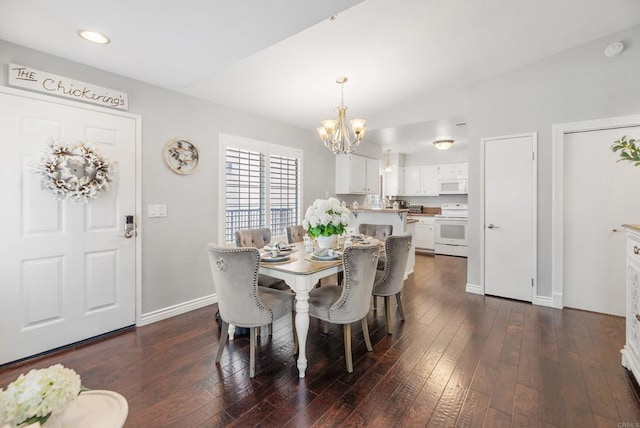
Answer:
[
  {"left": 0, "top": 89, "right": 137, "bottom": 365},
  {"left": 564, "top": 126, "right": 640, "bottom": 316},
  {"left": 484, "top": 134, "right": 536, "bottom": 302}
]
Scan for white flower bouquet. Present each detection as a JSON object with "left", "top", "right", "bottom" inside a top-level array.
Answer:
[
  {"left": 302, "top": 197, "right": 350, "bottom": 239},
  {"left": 0, "top": 364, "right": 81, "bottom": 427}
]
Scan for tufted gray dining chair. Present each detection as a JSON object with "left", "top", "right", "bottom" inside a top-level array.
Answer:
[
  {"left": 207, "top": 244, "right": 295, "bottom": 378},
  {"left": 358, "top": 224, "right": 393, "bottom": 271},
  {"left": 285, "top": 225, "right": 306, "bottom": 243},
  {"left": 372, "top": 234, "right": 412, "bottom": 334},
  {"left": 234, "top": 228, "right": 288, "bottom": 291},
  {"left": 358, "top": 223, "right": 393, "bottom": 240},
  {"left": 235, "top": 228, "right": 272, "bottom": 248},
  {"left": 307, "top": 244, "right": 380, "bottom": 373}
]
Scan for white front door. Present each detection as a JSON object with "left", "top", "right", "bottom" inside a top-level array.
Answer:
[
  {"left": 0, "top": 89, "right": 138, "bottom": 365},
  {"left": 564, "top": 126, "right": 640, "bottom": 316},
  {"left": 483, "top": 133, "right": 536, "bottom": 302}
]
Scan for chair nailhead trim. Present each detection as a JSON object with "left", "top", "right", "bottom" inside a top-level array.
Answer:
[
  {"left": 329, "top": 245, "right": 378, "bottom": 314},
  {"left": 211, "top": 246, "right": 272, "bottom": 317}
]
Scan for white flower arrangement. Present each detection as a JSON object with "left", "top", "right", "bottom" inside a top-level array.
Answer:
[
  {"left": 0, "top": 364, "right": 81, "bottom": 427},
  {"left": 35, "top": 139, "right": 114, "bottom": 204},
  {"left": 302, "top": 197, "right": 350, "bottom": 239}
]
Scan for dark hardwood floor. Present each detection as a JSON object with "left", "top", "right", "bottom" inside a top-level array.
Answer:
[{"left": 2, "top": 254, "right": 639, "bottom": 427}]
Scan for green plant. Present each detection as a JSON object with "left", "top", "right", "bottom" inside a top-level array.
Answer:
[{"left": 611, "top": 135, "right": 640, "bottom": 166}]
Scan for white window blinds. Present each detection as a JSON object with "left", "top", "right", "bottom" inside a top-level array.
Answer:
[
  {"left": 269, "top": 155, "right": 299, "bottom": 239},
  {"left": 220, "top": 135, "right": 302, "bottom": 245}
]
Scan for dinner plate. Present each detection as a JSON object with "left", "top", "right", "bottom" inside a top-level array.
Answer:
[
  {"left": 264, "top": 244, "right": 292, "bottom": 251},
  {"left": 261, "top": 254, "right": 291, "bottom": 262},
  {"left": 52, "top": 390, "right": 129, "bottom": 428},
  {"left": 311, "top": 253, "right": 340, "bottom": 261}
]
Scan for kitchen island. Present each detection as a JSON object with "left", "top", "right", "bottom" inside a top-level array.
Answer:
[{"left": 348, "top": 208, "right": 414, "bottom": 277}]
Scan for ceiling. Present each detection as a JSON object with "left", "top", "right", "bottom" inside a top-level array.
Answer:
[{"left": 1, "top": 0, "right": 639, "bottom": 154}]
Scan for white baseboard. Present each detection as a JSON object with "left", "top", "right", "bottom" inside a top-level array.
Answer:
[
  {"left": 466, "top": 283, "right": 483, "bottom": 295},
  {"left": 138, "top": 293, "right": 218, "bottom": 327},
  {"left": 552, "top": 292, "right": 563, "bottom": 309},
  {"left": 533, "top": 295, "right": 553, "bottom": 307},
  {"left": 533, "top": 293, "right": 562, "bottom": 309}
]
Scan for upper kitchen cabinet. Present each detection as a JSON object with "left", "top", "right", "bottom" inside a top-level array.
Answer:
[
  {"left": 402, "top": 165, "right": 438, "bottom": 196},
  {"left": 385, "top": 166, "right": 404, "bottom": 197},
  {"left": 438, "top": 162, "right": 468, "bottom": 179},
  {"left": 420, "top": 165, "right": 439, "bottom": 196},
  {"left": 335, "top": 154, "right": 380, "bottom": 194},
  {"left": 403, "top": 166, "right": 421, "bottom": 195}
]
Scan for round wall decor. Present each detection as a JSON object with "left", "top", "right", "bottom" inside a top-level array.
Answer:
[{"left": 164, "top": 138, "right": 200, "bottom": 175}]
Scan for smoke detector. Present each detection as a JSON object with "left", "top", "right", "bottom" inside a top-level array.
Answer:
[{"left": 604, "top": 42, "right": 624, "bottom": 57}]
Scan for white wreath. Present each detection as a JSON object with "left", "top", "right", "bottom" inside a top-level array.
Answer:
[{"left": 35, "top": 139, "right": 115, "bottom": 203}]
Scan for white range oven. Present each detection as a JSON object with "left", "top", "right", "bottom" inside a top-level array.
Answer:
[{"left": 434, "top": 203, "right": 468, "bottom": 257}]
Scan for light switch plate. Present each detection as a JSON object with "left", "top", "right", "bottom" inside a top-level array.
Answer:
[{"left": 148, "top": 204, "right": 168, "bottom": 218}]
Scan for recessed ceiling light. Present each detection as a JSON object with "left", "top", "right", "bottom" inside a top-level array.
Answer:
[{"left": 78, "top": 30, "right": 110, "bottom": 45}]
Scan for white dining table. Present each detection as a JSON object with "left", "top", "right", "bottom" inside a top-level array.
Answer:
[
  {"left": 258, "top": 241, "right": 342, "bottom": 378},
  {"left": 259, "top": 239, "right": 380, "bottom": 378}
]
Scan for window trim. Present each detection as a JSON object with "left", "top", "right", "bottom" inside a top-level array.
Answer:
[{"left": 218, "top": 133, "right": 303, "bottom": 244}]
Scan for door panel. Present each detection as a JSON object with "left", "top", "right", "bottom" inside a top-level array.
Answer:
[
  {"left": 484, "top": 134, "right": 536, "bottom": 301},
  {"left": 0, "top": 90, "right": 137, "bottom": 364},
  {"left": 564, "top": 126, "right": 640, "bottom": 316}
]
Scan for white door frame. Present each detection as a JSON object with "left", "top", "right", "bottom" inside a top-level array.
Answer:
[
  {"left": 0, "top": 85, "right": 143, "bottom": 326},
  {"left": 552, "top": 114, "right": 640, "bottom": 309},
  {"left": 478, "top": 132, "right": 537, "bottom": 302}
]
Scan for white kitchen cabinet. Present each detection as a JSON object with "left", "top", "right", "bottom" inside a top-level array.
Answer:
[
  {"left": 385, "top": 166, "right": 404, "bottom": 197},
  {"left": 456, "top": 162, "right": 468, "bottom": 177},
  {"left": 419, "top": 165, "right": 439, "bottom": 196},
  {"left": 335, "top": 154, "right": 379, "bottom": 194},
  {"left": 403, "top": 165, "right": 438, "bottom": 196},
  {"left": 438, "top": 162, "right": 468, "bottom": 179},
  {"left": 623, "top": 225, "right": 640, "bottom": 384},
  {"left": 365, "top": 157, "right": 380, "bottom": 194},
  {"left": 410, "top": 216, "right": 435, "bottom": 251},
  {"left": 403, "top": 166, "right": 421, "bottom": 196}
]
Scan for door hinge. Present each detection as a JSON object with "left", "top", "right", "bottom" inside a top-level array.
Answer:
[
  {"left": 532, "top": 152, "right": 535, "bottom": 161},
  {"left": 531, "top": 278, "right": 534, "bottom": 287}
]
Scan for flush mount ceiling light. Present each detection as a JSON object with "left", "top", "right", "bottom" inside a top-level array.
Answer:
[
  {"left": 384, "top": 149, "right": 392, "bottom": 173},
  {"left": 433, "top": 139, "right": 454, "bottom": 150},
  {"left": 78, "top": 30, "right": 110, "bottom": 45},
  {"left": 317, "top": 76, "right": 367, "bottom": 154}
]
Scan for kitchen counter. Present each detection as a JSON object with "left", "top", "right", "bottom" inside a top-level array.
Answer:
[
  {"left": 347, "top": 208, "right": 414, "bottom": 277},
  {"left": 349, "top": 208, "right": 410, "bottom": 213},
  {"left": 624, "top": 224, "right": 640, "bottom": 232}
]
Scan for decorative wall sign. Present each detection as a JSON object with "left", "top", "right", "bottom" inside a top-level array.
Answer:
[
  {"left": 164, "top": 138, "right": 200, "bottom": 175},
  {"left": 8, "top": 63, "right": 128, "bottom": 110},
  {"left": 35, "top": 139, "right": 115, "bottom": 203}
]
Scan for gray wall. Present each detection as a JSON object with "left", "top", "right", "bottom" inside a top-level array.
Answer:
[
  {"left": 465, "top": 25, "right": 640, "bottom": 296},
  {"left": 3, "top": 23, "right": 638, "bottom": 313},
  {"left": 0, "top": 39, "right": 337, "bottom": 315}
]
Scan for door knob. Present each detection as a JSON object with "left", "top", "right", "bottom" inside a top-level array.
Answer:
[{"left": 487, "top": 223, "right": 498, "bottom": 229}]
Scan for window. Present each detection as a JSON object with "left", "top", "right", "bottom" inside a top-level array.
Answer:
[{"left": 219, "top": 134, "right": 302, "bottom": 244}]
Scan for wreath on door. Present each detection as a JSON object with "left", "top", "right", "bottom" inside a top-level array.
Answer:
[{"left": 35, "top": 139, "right": 115, "bottom": 203}]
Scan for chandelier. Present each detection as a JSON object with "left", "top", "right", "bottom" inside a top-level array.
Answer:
[{"left": 317, "top": 77, "right": 367, "bottom": 154}]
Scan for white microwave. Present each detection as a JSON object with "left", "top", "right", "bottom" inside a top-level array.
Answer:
[{"left": 438, "top": 178, "right": 467, "bottom": 195}]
